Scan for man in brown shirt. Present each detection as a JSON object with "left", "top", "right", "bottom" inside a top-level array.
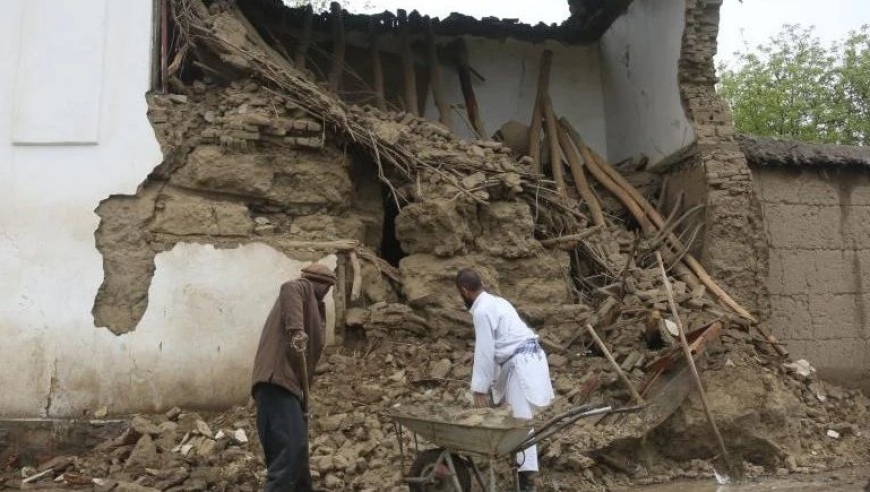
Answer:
[{"left": 251, "top": 263, "right": 335, "bottom": 492}]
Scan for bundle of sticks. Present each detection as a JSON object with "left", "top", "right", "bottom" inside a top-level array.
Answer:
[{"left": 525, "top": 49, "right": 785, "bottom": 356}]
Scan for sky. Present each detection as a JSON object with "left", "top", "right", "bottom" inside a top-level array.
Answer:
[{"left": 335, "top": 0, "right": 869, "bottom": 66}]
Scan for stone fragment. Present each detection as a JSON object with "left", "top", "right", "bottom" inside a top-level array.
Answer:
[
  {"left": 428, "top": 359, "right": 452, "bottom": 380},
  {"left": 195, "top": 420, "right": 213, "bottom": 439}
]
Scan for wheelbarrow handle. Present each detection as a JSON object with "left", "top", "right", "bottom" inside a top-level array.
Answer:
[{"left": 508, "top": 403, "right": 647, "bottom": 454}]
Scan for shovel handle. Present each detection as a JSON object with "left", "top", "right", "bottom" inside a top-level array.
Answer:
[{"left": 297, "top": 348, "right": 310, "bottom": 420}]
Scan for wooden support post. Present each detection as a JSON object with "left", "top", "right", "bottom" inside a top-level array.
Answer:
[
  {"left": 543, "top": 95, "right": 567, "bottom": 198},
  {"left": 328, "top": 2, "right": 345, "bottom": 93},
  {"left": 368, "top": 18, "right": 386, "bottom": 111},
  {"left": 426, "top": 17, "right": 452, "bottom": 130},
  {"left": 557, "top": 125, "right": 607, "bottom": 226},
  {"left": 560, "top": 118, "right": 766, "bottom": 335},
  {"left": 160, "top": 0, "right": 169, "bottom": 94},
  {"left": 455, "top": 39, "right": 486, "bottom": 138},
  {"left": 656, "top": 252, "right": 741, "bottom": 480},
  {"left": 294, "top": 5, "right": 313, "bottom": 69},
  {"left": 398, "top": 10, "right": 419, "bottom": 115},
  {"left": 585, "top": 324, "right": 644, "bottom": 404},
  {"left": 529, "top": 50, "right": 553, "bottom": 175}
]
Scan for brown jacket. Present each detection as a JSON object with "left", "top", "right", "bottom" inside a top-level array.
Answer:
[{"left": 251, "top": 278, "right": 325, "bottom": 399}]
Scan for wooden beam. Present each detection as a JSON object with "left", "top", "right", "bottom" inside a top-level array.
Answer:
[
  {"left": 426, "top": 17, "right": 452, "bottom": 130},
  {"left": 656, "top": 252, "right": 741, "bottom": 479},
  {"left": 585, "top": 324, "right": 644, "bottom": 404},
  {"left": 456, "top": 39, "right": 486, "bottom": 138},
  {"left": 328, "top": 2, "right": 345, "bottom": 93},
  {"left": 543, "top": 95, "right": 567, "bottom": 198},
  {"left": 294, "top": 5, "right": 313, "bottom": 69},
  {"left": 557, "top": 124, "right": 607, "bottom": 226},
  {"left": 529, "top": 50, "right": 553, "bottom": 175},
  {"left": 398, "top": 10, "right": 419, "bottom": 115},
  {"left": 368, "top": 18, "right": 386, "bottom": 111}
]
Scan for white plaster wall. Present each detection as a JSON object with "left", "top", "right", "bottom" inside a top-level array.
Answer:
[
  {"left": 599, "top": 0, "right": 694, "bottom": 165},
  {"left": 424, "top": 37, "right": 607, "bottom": 153},
  {"left": 0, "top": 0, "right": 336, "bottom": 417}
]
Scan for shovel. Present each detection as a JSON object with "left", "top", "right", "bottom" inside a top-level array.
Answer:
[{"left": 297, "top": 348, "right": 311, "bottom": 421}]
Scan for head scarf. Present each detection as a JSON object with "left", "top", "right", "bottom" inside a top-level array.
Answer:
[{"left": 301, "top": 263, "right": 337, "bottom": 285}]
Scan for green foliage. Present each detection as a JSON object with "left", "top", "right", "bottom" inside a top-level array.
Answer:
[
  {"left": 718, "top": 24, "right": 870, "bottom": 145},
  {"left": 283, "top": 0, "right": 374, "bottom": 14}
]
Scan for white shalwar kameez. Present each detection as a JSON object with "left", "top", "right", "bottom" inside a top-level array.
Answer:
[{"left": 469, "top": 291, "right": 555, "bottom": 472}]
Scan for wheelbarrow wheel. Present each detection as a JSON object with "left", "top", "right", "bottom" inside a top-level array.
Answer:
[{"left": 408, "top": 448, "right": 471, "bottom": 492}]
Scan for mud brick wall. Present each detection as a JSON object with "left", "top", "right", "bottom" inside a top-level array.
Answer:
[
  {"left": 753, "top": 166, "right": 870, "bottom": 389},
  {"left": 665, "top": 0, "right": 769, "bottom": 316}
]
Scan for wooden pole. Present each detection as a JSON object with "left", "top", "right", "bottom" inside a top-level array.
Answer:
[
  {"left": 349, "top": 250, "right": 362, "bottom": 302},
  {"left": 529, "top": 50, "right": 553, "bottom": 175},
  {"left": 328, "top": 2, "right": 345, "bottom": 93},
  {"left": 656, "top": 252, "right": 739, "bottom": 479},
  {"left": 426, "top": 17, "right": 452, "bottom": 130},
  {"left": 368, "top": 18, "right": 386, "bottom": 111},
  {"left": 160, "top": 0, "right": 169, "bottom": 93},
  {"left": 455, "top": 39, "right": 486, "bottom": 138},
  {"left": 543, "top": 95, "right": 567, "bottom": 197},
  {"left": 560, "top": 118, "right": 765, "bottom": 335},
  {"left": 294, "top": 5, "right": 313, "bottom": 69},
  {"left": 585, "top": 324, "right": 645, "bottom": 404},
  {"left": 398, "top": 10, "right": 419, "bottom": 115},
  {"left": 557, "top": 125, "right": 607, "bottom": 226}
]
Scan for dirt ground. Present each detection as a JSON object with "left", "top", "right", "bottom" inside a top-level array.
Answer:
[{"left": 615, "top": 467, "right": 870, "bottom": 492}]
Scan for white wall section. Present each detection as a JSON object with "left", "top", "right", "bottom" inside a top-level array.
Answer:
[
  {"left": 424, "top": 37, "right": 607, "bottom": 153},
  {"left": 599, "top": 0, "right": 693, "bottom": 166},
  {"left": 12, "top": 0, "right": 108, "bottom": 145},
  {"left": 0, "top": 0, "right": 339, "bottom": 417}
]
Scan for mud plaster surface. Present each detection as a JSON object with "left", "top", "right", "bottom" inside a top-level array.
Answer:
[{"left": 753, "top": 166, "right": 870, "bottom": 390}]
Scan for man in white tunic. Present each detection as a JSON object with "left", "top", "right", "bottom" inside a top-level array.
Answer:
[{"left": 455, "top": 268, "right": 554, "bottom": 492}]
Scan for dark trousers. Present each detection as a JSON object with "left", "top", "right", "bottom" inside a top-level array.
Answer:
[{"left": 254, "top": 383, "right": 311, "bottom": 492}]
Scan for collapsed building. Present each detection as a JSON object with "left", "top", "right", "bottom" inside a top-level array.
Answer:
[{"left": 0, "top": 0, "right": 868, "bottom": 490}]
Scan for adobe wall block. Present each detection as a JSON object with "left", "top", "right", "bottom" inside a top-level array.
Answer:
[
  {"left": 808, "top": 293, "right": 864, "bottom": 339},
  {"left": 768, "top": 294, "right": 812, "bottom": 340},
  {"left": 810, "top": 249, "right": 859, "bottom": 295},
  {"left": 763, "top": 204, "right": 843, "bottom": 250},
  {"left": 800, "top": 338, "right": 868, "bottom": 375},
  {"left": 777, "top": 250, "right": 812, "bottom": 295},
  {"left": 842, "top": 205, "right": 870, "bottom": 245},
  {"left": 766, "top": 249, "right": 785, "bottom": 295}
]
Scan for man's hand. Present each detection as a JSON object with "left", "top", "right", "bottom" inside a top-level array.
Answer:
[
  {"left": 472, "top": 392, "right": 490, "bottom": 408},
  {"left": 291, "top": 331, "right": 309, "bottom": 352}
]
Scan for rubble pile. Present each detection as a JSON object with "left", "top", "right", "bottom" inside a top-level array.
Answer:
[
  {"left": 2, "top": 335, "right": 868, "bottom": 491},
  {"left": 8, "top": 1, "right": 868, "bottom": 491}
]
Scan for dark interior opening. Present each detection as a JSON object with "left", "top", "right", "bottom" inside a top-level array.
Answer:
[{"left": 380, "top": 187, "right": 405, "bottom": 267}]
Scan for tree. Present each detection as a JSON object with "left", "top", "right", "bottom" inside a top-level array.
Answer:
[
  {"left": 718, "top": 24, "right": 870, "bottom": 145},
  {"left": 283, "top": 0, "right": 374, "bottom": 14}
]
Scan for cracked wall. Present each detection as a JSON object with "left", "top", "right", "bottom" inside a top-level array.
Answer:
[
  {"left": 92, "top": 82, "right": 385, "bottom": 336},
  {"left": 754, "top": 166, "right": 870, "bottom": 389}
]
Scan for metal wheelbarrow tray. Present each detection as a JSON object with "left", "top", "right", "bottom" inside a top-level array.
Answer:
[{"left": 383, "top": 403, "right": 640, "bottom": 492}]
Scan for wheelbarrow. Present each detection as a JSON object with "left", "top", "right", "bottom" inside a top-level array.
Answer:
[{"left": 383, "top": 403, "right": 642, "bottom": 492}]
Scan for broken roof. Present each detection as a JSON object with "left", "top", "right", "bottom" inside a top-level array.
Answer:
[
  {"left": 240, "top": 0, "right": 633, "bottom": 44},
  {"left": 738, "top": 135, "right": 870, "bottom": 171}
]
